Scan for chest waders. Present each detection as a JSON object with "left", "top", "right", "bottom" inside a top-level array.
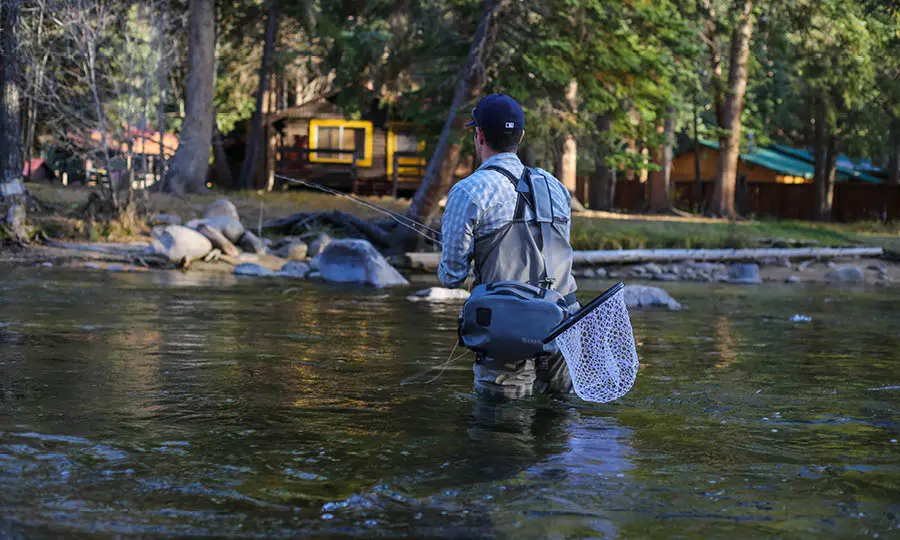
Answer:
[{"left": 458, "top": 166, "right": 577, "bottom": 362}]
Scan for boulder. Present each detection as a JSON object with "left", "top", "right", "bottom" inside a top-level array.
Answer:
[
  {"left": 280, "top": 261, "right": 311, "bottom": 279},
  {"left": 233, "top": 263, "right": 275, "bottom": 277},
  {"left": 238, "top": 231, "right": 267, "bottom": 255},
  {"left": 825, "top": 266, "right": 865, "bottom": 283},
  {"left": 313, "top": 239, "right": 409, "bottom": 288},
  {"left": 643, "top": 263, "right": 663, "bottom": 275},
  {"left": 652, "top": 273, "right": 679, "bottom": 282},
  {"left": 186, "top": 216, "right": 245, "bottom": 244},
  {"left": 407, "top": 287, "right": 471, "bottom": 302},
  {"left": 622, "top": 285, "right": 682, "bottom": 311},
  {"left": 204, "top": 199, "right": 240, "bottom": 220},
  {"left": 629, "top": 265, "right": 648, "bottom": 277},
  {"left": 276, "top": 241, "right": 309, "bottom": 261},
  {"left": 728, "top": 263, "right": 762, "bottom": 284},
  {"left": 307, "top": 233, "right": 332, "bottom": 257},
  {"left": 594, "top": 267, "right": 608, "bottom": 279},
  {"left": 148, "top": 213, "right": 181, "bottom": 227},
  {"left": 582, "top": 268, "right": 597, "bottom": 279},
  {"left": 691, "top": 262, "right": 727, "bottom": 273},
  {"left": 146, "top": 225, "right": 213, "bottom": 262},
  {"left": 785, "top": 275, "right": 800, "bottom": 284}
]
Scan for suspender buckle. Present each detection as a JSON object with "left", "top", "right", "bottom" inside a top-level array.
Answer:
[{"left": 539, "top": 276, "right": 557, "bottom": 289}]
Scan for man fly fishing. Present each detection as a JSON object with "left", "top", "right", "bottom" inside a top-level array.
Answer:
[{"left": 439, "top": 94, "right": 580, "bottom": 398}]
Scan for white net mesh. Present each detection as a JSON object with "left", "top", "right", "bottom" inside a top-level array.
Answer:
[{"left": 556, "top": 290, "right": 639, "bottom": 403}]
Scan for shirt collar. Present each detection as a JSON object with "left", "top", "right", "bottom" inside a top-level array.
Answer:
[{"left": 476, "top": 152, "right": 523, "bottom": 172}]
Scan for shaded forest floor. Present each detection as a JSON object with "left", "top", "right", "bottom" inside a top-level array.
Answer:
[{"left": 20, "top": 184, "right": 900, "bottom": 252}]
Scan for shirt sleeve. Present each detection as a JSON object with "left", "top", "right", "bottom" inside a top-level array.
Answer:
[{"left": 438, "top": 185, "right": 479, "bottom": 289}]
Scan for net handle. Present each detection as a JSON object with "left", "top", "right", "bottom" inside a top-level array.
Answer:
[{"left": 542, "top": 281, "right": 625, "bottom": 344}]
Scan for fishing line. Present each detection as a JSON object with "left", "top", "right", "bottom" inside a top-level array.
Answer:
[
  {"left": 273, "top": 174, "right": 442, "bottom": 245},
  {"left": 274, "top": 173, "right": 467, "bottom": 385},
  {"left": 400, "top": 342, "right": 470, "bottom": 386}
]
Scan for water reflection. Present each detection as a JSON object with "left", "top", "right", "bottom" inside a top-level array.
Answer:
[{"left": 0, "top": 269, "right": 897, "bottom": 538}]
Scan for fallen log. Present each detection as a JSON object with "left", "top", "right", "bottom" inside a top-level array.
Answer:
[
  {"left": 263, "top": 211, "right": 313, "bottom": 232},
  {"left": 261, "top": 210, "right": 392, "bottom": 249},
  {"left": 404, "top": 247, "right": 885, "bottom": 271},
  {"left": 238, "top": 231, "right": 267, "bottom": 255},
  {"left": 573, "top": 247, "right": 884, "bottom": 265},
  {"left": 197, "top": 223, "right": 240, "bottom": 257},
  {"left": 43, "top": 240, "right": 172, "bottom": 267}
]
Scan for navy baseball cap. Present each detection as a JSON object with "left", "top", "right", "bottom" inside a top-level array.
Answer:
[{"left": 465, "top": 94, "right": 525, "bottom": 135}]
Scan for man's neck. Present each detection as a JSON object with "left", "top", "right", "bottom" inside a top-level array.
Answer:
[
  {"left": 479, "top": 148, "right": 502, "bottom": 162},
  {"left": 479, "top": 150, "right": 518, "bottom": 166}
]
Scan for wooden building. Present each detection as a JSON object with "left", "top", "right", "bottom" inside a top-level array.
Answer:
[
  {"left": 23, "top": 158, "right": 57, "bottom": 183},
  {"left": 671, "top": 140, "right": 882, "bottom": 185},
  {"left": 264, "top": 99, "right": 426, "bottom": 196}
]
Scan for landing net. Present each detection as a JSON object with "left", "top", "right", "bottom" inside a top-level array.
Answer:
[{"left": 554, "top": 288, "right": 639, "bottom": 403}]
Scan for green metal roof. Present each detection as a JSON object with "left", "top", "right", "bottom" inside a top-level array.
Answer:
[
  {"left": 769, "top": 144, "right": 882, "bottom": 183},
  {"left": 696, "top": 140, "right": 882, "bottom": 183},
  {"left": 698, "top": 140, "right": 814, "bottom": 179}
]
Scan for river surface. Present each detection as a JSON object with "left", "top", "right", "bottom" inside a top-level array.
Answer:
[{"left": 0, "top": 266, "right": 898, "bottom": 538}]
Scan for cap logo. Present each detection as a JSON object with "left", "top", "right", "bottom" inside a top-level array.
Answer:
[{"left": 505, "top": 122, "right": 515, "bottom": 129}]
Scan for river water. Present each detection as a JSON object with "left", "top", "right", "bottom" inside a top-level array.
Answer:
[{"left": 0, "top": 267, "right": 897, "bottom": 538}]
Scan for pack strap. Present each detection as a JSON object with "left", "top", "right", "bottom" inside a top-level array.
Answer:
[{"left": 483, "top": 164, "right": 556, "bottom": 289}]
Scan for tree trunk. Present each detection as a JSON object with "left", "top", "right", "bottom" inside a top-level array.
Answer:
[
  {"left": 23, "top": 4, "right": 46, "bottom": 183},
  {"left": 624, "top": 138, "right": 636, "bottom": 183},
  {"left": 1, "top": 0, "right": 24, "bottom": 198},
  {"left": 649, "top": 112, "right": 674, "bottom": 212},
  {"left": 710, "top": 0, "right": 753, "bottom": 218},
  {"left": 813, "top": 103, "right": 838, "bottom": 221},
  {"left": 156, "top": 0, "right": 168, "bottom": 186},
  {"left": 212, "top": 121, "right": 233, "bottom": 188},
  {"left": 162, "top": 0, "right": 215, "bottom": 195},
  {"left": 405, "top": 0, "right": 507, "bottom": 226},
  {"left": 588, "top": 115, "right": 614, "bottom": 210},
  {"left": 1, "top": 0, "right": 26, "bottom": 242},
  {"left": 700, "top": 0, "right": 724, "bottom": 123},
  {"left": 238, "top": 6, "right": 279, "bottom": 191},
  {"left": 558, "top": 79, "right": 578, "bottom": 195},
  {"left": 889, "top": 122, "right": 900, "bottom": 186}
]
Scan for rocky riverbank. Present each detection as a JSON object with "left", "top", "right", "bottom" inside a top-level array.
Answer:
[
  {"left": 570, "top": 258, "right": 892, "bottom": 285},
  {"left": 2, "top": 198, "right": 897, "bottom": 290}
]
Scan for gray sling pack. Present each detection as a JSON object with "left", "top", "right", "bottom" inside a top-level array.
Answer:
[{"left": 458, "top": 166, "right": 569, "bottom": 362}]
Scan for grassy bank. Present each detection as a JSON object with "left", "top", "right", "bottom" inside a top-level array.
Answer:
[
  {"left": 571, "top": 214, "right": 900, "bottom": 251},
  {"left": 24, "top": 184, "right": 900, "bottom": 251}
]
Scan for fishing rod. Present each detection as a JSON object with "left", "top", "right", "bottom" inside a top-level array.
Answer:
[{"left": 273, "top": 173, "right": 442, "bottom": 245}]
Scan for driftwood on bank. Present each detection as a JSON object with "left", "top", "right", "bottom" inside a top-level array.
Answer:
[
  {"left": 43, "top": 240, "right": 173, "bottom": 267},
  {"left": 197, "top": 223, "right": 240, "bottom": 257},
  {"left": 263, "top": 210, "right": 393, "bottom": 249},
  {"left": 404, "top": 247, "right": 885, "bottom": 271}
]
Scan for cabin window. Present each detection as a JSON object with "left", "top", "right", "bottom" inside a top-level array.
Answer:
[
  {"left": 387, "top": 124, "right": 426, "bottom": 177},
  {"left": 308, "top": 119, "right": 373, "bottom": 167}
]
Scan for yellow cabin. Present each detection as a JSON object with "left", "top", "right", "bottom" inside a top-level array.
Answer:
[{"left": 264, "top": 100, "right": 428, "bottom": 196}]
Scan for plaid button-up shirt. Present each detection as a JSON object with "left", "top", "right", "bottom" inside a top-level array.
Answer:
[{"left": 438, "top": 152, "right": 572, "bottom": 288}]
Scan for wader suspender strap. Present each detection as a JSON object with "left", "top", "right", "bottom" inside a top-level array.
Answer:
[
  {"left": 530, "top": 171, "right": 556, "bottom": 289},
  {"left": 483, "top": 165, "right": 532, "bottom": 219},
  {"left": 482, "top": 165, "right": 556, "bottom": 289}
]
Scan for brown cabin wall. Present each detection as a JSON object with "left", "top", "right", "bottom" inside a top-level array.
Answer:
[{"left": 670, "top": 147, "right": 808, "bottom": 184}]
